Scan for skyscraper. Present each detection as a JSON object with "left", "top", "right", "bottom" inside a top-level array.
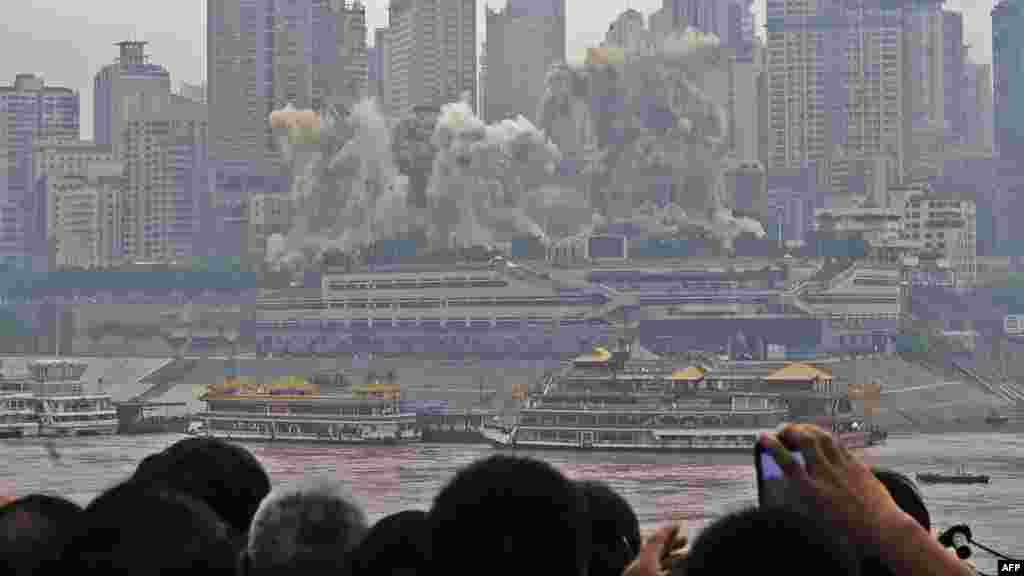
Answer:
[
  {"left": 942, "top": 10, "right": 965, "bottom": 145},
  {"left": 901, "top": 1, "right": 946, "bottom": 180},
  {"left": 993, "top": 0, "right": 1024, "bottom": 159},
  {"left": 386, "top": 0, "right": 476, "bottom": 116},
  {"left": 0, "top": 74, "right": 79, "bottom": 262},
  {"left": 206, "top": 0, "right": 368, "bottom": 165},
  {"left": 766, "top": 0, "right": 904, "bottom": 191},
  {"left": 506, "top": 0, "right": 566, "bottom": 64},
  {"left": 120, "top": 91, "right": 207, "bottom": 262},
  {"left": 485, "top": 1, "right": 564, "bottom": 123},
  {"left": 663, "top": 0, "right": 754, "bottom": 55},
  {"left": 93, "top": 41, "right": 171, "bottom": 161}
]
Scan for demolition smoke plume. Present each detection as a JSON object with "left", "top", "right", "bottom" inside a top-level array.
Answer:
[{"left": 267, "top": 28, "right": 767, "bottom": 268}]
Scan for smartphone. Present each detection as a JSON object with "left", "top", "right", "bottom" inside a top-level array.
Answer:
[{"left": 755, "top": 441, "right": 809, "bottom": 515}]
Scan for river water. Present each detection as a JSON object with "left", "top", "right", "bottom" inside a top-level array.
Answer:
[{"left": 2, "top": 432, "right": 1020, "bottom": 571}]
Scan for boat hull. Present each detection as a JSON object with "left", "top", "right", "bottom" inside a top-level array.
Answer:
[
  {"left": 39, "top": 421, "right": 119, "bottom": 437},
  {"left": 0, "top": 423, "right": 39, "bottom": 438},
  {"left": 198, "top": 428, "right": 420, "bottom": 445},
  {"left": 915, "top": 474, "right": 989, "bottom": 485},
  {"left": 484, "top": 429, "right": 872, "bottom": 454},
  {"left": 488, "top": 439, "right": 757, "bottom": 453}
]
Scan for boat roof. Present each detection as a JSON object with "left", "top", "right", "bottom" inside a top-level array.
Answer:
[
  {"left": 764, "top": 363, "right": 832, "bottom": 382},
  {"left": 206, "top": 394, "right": 394, "bottom": 404},
  {"left": 574, "top": 347, "right": 612, "bottom": 363},
  {"left": 671, "top": 366, "right": 705, "bottom": 381}
]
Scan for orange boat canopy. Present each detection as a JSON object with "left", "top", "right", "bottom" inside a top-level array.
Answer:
[
  {"left": 764, "top": 363, "right": 832, "bottom": 383},
  {"left": 670, "top": 366, "right": 705, "bottom": 382}
]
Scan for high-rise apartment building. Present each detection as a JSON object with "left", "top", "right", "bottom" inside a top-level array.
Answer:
[
  {"left": 942, "top": 10, "right": 965, "bottom": 145},
  {"left": 506, "top": 0, "right": 566, "bottom": 64},
  {"left": 121, "top": 91, "right": 207, "bottom": 262},
  {"left": 0, "top": 74, "right": 80, "bottom": 262},
  {"left": 975, "top": 63, "right": 995, "bottom": 153},
  {"left": 374, "top": 27, "right": 394, "bottom": 116},
  {"left": 902, "top": 1, "right": 946, "bottom": 181},
  {"left": 485, "top": 1, "right": 564, "bottom": 123},
  {"left": 49, "top": 161, "right": 124, "bottom": 269},
  {"left": 479, "top": 44, "right": 487, "bottom": 118},
  {"left": 766, "top": 1, "right": 904, "bottom": 192},
  {"left": 207, "top": 0, "right": 367, "bottom": 165},
  {"left": 605, "top": 9, "right": 651, "bottom": 54},
  {"left": 765, "top": 0, "right": 849, "bottom": 170},
  {"left": 34, "top": 139, "right": 116, "bottom": 265},
  {"left": 663, "top": 0, "right": 755, "bottom": 56},
  {"left": 993, "top": 0, "right": 1024, "bottom": 159},
  {"left": 94, "top": 42, "right": 172, "bottom": 161},
  {"left": 386, "top": 0, "right": 476, "bottom": 116}
]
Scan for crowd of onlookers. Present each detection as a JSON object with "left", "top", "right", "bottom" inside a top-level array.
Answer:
[{"left": 2, "top": 424, "right": 973, "bottom": 576}]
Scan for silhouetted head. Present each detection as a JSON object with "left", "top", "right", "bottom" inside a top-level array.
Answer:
[
  {"left": 681, "top": 507, "right": 858, "bottom": 576},
  {"left": 871, "top": 468, "right": 929, "bottom": 532},
  {"left": 1, "top": 494, "right": 82, "bottom": 575},
  {"left": 429, "top": 455, "right": 590, "bottom": 576},
  {"left": 245, "top": 479, "right": 368, "bottom": 576},
  {"left": 133, "top": 437, "right": 270, "bottom": 539},
  {"left": 861, "top": 468, "right": 931, "bottom": 576},
  {"left": 348, "top": 510, "right": 430, "bottom": 576},
  {"left": 63, "top": 482, "right": 236, "bottom": 575},
  {"left": 576, "top": 480, "right": 641, "bottom": 576}
]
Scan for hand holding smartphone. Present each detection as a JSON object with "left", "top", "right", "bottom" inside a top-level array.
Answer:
[{"left": 755, "top": 439, "right": 810, "bottom": 516}]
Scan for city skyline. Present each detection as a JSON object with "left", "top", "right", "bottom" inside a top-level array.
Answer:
[{"left": 0, "top": 0, "right": 1000, "bottom": 141}]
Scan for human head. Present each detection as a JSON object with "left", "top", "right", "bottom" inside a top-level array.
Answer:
[
  {"left": 348, "top": 510, "right": 429, "bottom": 576},
  {"left": 428, "top": 455, "right": 590, "bottom": 576},
  {"left": 861, "top": 468, "right": 931, "bottom": 576},
  {"left": 871, "top": 468, "right": 929, "bottom": 531},
  {"left": 1, "top": 494, "right": 82, "bottom": 575},
  {"left": 576, "top": 480, "right": 641, "bottom": 576},
  {"left": 246, "top": 478, "right": 368, "bottom": 576},
  {"left": 681, "top": 507, "right": 859, "bottom": 576},
  {"left": 63, "top": 481, "right": 236, "bottom": 574},
  {"left": 133, "top": 437, "right": 270, "bottom": 538}
]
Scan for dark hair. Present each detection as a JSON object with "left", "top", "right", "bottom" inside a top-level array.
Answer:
[
  {"left": 133, "top": 437, "right": 270, "bottom": 537},
  {"left": 871, "top": 468, "right": 930, "bottom": 531},
  {"left": 63, "top": 481, "right": 236, "bottom": 574},
  {"left": 429, "top": 455, "right": 590, "bottom": 576},
  {"left": 1, "top": 494, "right": 82, "bottom": 575},
  {"left": 861, "top": 468, "right": 931, "bottom": 576},
  {"left": 682, "top": 507, "right": 859, "bottom": 576},
  {"left": 246, "top": 480, "right": 369, "bottom": 576},
  {"left": 576, "top": 481, "right": 641, "bottom": 576},
  {"left": 349, "top": 510, "right": 430, "bottom": 576}
]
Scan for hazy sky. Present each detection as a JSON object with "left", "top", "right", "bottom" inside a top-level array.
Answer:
[{"left": 0, "top": 1, "right": 997, "bottom": 140}]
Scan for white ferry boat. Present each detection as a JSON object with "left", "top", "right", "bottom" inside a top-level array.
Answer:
[
  {"left": 195, "top": 372, "right": 421, "bottom": 444},
  {"left": 485, "top": 344, "right": 788, "bottom": 452},
  {"left": 484, "top": 344, "right": 869, "bottom": 452},
  {"left": 0, "top": 392, "right": 38, "bottom": 437},
  {"left": 28, "top": 359, "right": 118, "bottom": 437}
]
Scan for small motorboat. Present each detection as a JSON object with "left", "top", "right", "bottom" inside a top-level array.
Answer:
[
  {"left": 984, "top": 410, "right": 1009, "bottom": 426},
  {"left": 916, "top": 464, "right": 989, "bottom": 485}
]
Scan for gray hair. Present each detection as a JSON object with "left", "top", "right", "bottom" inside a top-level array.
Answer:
[{"left": 247, "top": 478, "right": 368, "bottom": 571}]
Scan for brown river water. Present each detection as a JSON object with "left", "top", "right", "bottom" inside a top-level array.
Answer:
[{"left": 2, "top": 432, "right": 1020, "bottom": 571}]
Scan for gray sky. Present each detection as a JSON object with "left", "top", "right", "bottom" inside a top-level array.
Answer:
[{"left": 0, "top": 1, "right": 997, "bottom": 141}]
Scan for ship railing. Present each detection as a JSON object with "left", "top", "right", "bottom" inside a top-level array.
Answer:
[{"left": 526, "top": 402, "right": 784, "bottom": 413}]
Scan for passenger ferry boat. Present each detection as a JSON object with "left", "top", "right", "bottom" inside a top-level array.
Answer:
[
  {"left": 194, "top": 371, "right": 421, "bottom": 444},
  {"left": 483, "top": 343, "right": 790, "bottom": 452},
  {"left": 0, "top": 372, "right": 38, "bottom": 437},
  {"left": 0, "top": 393, "right": 38, "bottom": 437},
  {"left": 28, "top": 359, "right": 118, "bottom": 437},
  {"left": 482, "top": 343, "right": 872, "bottom": 452}
]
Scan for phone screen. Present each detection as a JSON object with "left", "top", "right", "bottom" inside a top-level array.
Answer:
[{"left": 756, "top": 444, "right": 808, "bottom": 515}]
